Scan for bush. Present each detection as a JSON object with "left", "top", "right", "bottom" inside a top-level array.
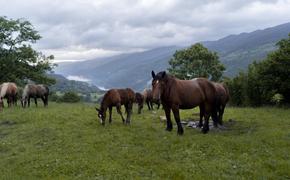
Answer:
[
  {"left": 271, "top": 93, "right": 284, "bottom": 106},
  {"left": 61, "top": 92, "right": 80, "bottom": 103}
]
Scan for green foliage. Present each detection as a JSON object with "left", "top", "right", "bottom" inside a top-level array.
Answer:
[
  {"left": 168, "top": 43, "right": 225, "bottom": 81},
  {"left": 0, "top": 104, "right": 290, "bottom": 178},
  {"left": 0, "top": 16, "right": 55, "bottom": 85},
  {"left": 226, "top": 34, "right": 290, "bottom": 106},
  {"left": 271, "top": 93, "right": 284, "bottom": 106},
  {"left": 60, "top": 91, "right": 81, "bottom": 103}
]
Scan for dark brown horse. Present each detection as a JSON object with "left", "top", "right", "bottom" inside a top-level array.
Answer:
[
  {"left": 143, "top": 89, "right": 160, "bottom": 110},
  {"left": 198, "top": 82, "right": 230, "bottom": 128},
  {"left": 96, "top": 88, "right": 135, "bottom": 125},
  {"left": 214, "top": 82, "right": 229, "bottom": 125},
  {"left": 0, "top": 82, "right": 18, "bottom": 109},
  {"left": 21, "top": 84, "right": 49, "bottom": 108},
  {"left": 151, "top": 71, "right": 218, "bottom": 134},
  {"left": 135, "top": 92, "right": 144, "bottom": 114}
]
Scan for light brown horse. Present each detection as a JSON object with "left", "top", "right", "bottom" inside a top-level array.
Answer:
[
  {"left": 0, "top": 82, "right": 18, "bottom": 109},
  {"left": 151, "top": 71, "right": 218, "bottom": 134},
  {"left": 143, "top": 88, "right": 160, "bottom": 110},
  {"left": 135, "top": 92, "right": 144, "bottom": 114},
  {"left": 21, "top": 84, "right": 49, "bottom": 108},
  {"left": 96, "top": 88, "right": 135, "bottom": 125}
]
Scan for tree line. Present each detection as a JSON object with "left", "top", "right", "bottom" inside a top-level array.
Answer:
[{"left": 168, "top": 35, "right": 290, "bottom": 106}]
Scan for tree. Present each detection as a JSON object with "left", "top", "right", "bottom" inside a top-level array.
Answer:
[
  {"left": 168, "top": 43, "right": 225, "bottom": 81},
  {"left": 226, "top": 34, "right": 290, "bottom": 106},
  {"left": 61, "top": 92, "right": 81, "bottom": 103},
  {"left": 0, "top": 16, "right": 55, "bottom": 85}
]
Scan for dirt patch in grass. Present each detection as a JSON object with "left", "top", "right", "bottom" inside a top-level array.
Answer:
[{"left": 0, "top": 120, "right": 17, "bottom": 127}]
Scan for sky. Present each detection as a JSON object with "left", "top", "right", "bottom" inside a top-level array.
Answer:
[{"left": 1, "top": 0, "right": 290, "bottom": 62}]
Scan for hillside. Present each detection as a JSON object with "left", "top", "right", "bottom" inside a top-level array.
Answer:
[
  {"left": 48, "top": 74, "right": 104, "bottom": 94},
  {"left": 55, "top": 22, "right": 290, "bottom": 91}
]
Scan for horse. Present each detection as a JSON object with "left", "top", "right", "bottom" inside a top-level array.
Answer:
[
  {"left": 135, "top": 92, "right": 144, "bottom": 114},
  {"left": 151, "top": 71, "right": 218, "bottom": 134},
  {"left": 0, "top": 82, "right": 18, "bottom": 108},
  {"left": 21, "top": 84, "right": 49, "bottom": 108},
  {"left": 213, "top": 82, "right": 229, "bottom": 125},
  {"left": 143, "top": 88, "right": 160, "bottom": 110},
  {"left": 95, "top": 88, "right": 135, "bottom": 125}
]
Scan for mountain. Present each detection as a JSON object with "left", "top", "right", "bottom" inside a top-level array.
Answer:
[
  {"left": 55, "top": 22, "right": 290, "bottom": 91},
  {"left": 48, "top": 74, "right": 104, "bottom": 94}
]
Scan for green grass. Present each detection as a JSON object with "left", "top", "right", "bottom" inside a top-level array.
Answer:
[{"left": 0, "top": 103, "right": 289, "bottom": 179}]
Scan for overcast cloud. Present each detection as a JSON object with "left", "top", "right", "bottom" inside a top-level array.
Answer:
[{"left": 1, "top": 0, "right": 290, "bottom": 62}]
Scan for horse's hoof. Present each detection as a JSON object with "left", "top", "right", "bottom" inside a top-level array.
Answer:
[
  {"left": 177, "top": 130, "right": 184, "bottom": 135},
  {"left": 165, "top": 127, "right": 173, "bottom": 131},
  {"left": 202, "top": 128, "right": 209, "bottom": 134}
]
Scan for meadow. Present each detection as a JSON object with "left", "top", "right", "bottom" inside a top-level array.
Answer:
[{"left": 0, "top": 102, "right": 289, "bottom": 179}]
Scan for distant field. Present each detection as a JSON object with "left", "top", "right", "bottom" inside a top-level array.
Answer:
[{"left": 0, "top": 103, "right": 289, "bottom": 179}]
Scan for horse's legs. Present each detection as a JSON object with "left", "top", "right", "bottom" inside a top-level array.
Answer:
[
  {"left": 164, "top": 106, "right": 173, "bottom": 131},
  {"left": 41, "top": 96, "right": 46, "bottom": 107},
  {"left": 198, "top": 105, "right": 205, "bottom": 128},
  {"left": 172, "top": 105, "right": 184, "bottom": 135},
  {"left": 146, "top": 100, "right": 151, "bottom": 110},
  {"left": 150, "top": 101, "right": 154, "bottom": 110},
  {"left": 109, "top": 106, "right": 113, "bottom": 123},
  {"left": 34, "top": 98, "right": 38, "bottom": 107},
  {"left": 125, "top": 103, "right": 133, "bottom": 124},
  {"left": 116, "top": 104, "right": 125, "bottom": 123},
  {"left": 218, "top": 106, "right": 225, "bottom": 125},
  {"left": 202, "top": 104, "right": 212, "bottom": 133},
  {"left": 28, "top": 97, "right": 30, "bottom": 107},
  {"left": 157, "top": 101, "right": 160, "bottom": 110}
]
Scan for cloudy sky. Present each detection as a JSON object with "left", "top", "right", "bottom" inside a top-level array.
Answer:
[{"left": 1, "top": 0, "right": 290, "bottom": 62}]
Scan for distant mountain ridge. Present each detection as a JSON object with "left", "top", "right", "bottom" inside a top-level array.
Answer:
[{"left": 55, "top": 22, "right": 290, "bottom": 91}]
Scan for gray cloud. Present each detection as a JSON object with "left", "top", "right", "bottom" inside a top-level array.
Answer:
[{"left": 1, "top": 0, "right": 290, "bottom": 61}]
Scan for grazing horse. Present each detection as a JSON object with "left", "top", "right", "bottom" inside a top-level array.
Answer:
[
  {"left": 135, "top": 92, "right": 144, "bottom": 114},
  {"left": 21, "top": 84, "right": 49, "bottom": 108},
  {"left": 151, "top": 71, "right": 218, "bottom": 134},
  {"left": 96, "top": 88, "right": 135, "bottom": 125},
  {"left": 143, "top": 89, "right": 160, "bottom": 110},
  {"left": 0, "top": 82, "right": 18, "bottom": 108}
]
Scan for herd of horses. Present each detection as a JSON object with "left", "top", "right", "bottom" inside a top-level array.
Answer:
[
  {"left": 0, "top": 83, "right": 49, "bottom": 111},
  {"left": 96, "top": 70, "right": 229, "bottom": 134},
  {"left": 1, "top": 70, "right": 229, "bottom": 135}
]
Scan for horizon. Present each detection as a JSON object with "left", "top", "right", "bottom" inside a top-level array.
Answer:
[{"left": 1, "top": 0, "right": 290, "bottom": 63}]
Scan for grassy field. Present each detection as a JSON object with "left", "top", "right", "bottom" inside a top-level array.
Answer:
[{"left": 0, "top": 102, "right": 289, "bottom": 179}]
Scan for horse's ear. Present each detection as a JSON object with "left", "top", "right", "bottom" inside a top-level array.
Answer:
[
  {"left": 161, "top": 71, "right": 166, "bottom": 78},
  {"left": 151, "top": 71, "right": 155, "bottom": 78}
]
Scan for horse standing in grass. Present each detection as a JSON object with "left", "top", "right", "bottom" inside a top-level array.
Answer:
[
  {"left": 21, "top": 84, "right": 49, "bottom": 108},
  {"left": 96, "top": 88, "right": 135, "bottom": 125},
  {"left": 151, "top": 71, "right": 218, "bottom": 134},
  {"left": 213, "top": 82, "right": 229, "bottom": 125},
  {"left": 143, "top": 88, "right": 160, "bottom": 110},
  {"left": 0, "top": 82, "right": 18, "bottom": 109},
  {"left": 135, "top": 92, "right": 144, "bottom": 114}
]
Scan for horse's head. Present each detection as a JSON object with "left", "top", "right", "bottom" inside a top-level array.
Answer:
[
  {"left": 151, "top": 70, "right": 166, "bottom": 102},
  {"left": 95, "top": 107, "right": 106, "bottom": 125}
]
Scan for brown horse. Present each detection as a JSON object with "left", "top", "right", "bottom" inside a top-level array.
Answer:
[
  {"left": 198, "top": 82, "right": 230, "bottom": 128},
  {"left": 143, "top": 89, "right": 160, "bottom": 110},
  {"left": 151, "top": 71, "right": 218, "bottom": 134},
  {"left": 214, "top": 82, "right": 229, "bottom": 125},
  {"left": 0, "top": 82, "right": 18, "bottom": 108},
  {"left": 21, "top": 84, "right": 49, "bottom": 108},
  {"left": 135, "top": 92, "right": 144, "bottom": 114},
  {"left": 96, "top": 88, "right": 135, "bottom": 125}
]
